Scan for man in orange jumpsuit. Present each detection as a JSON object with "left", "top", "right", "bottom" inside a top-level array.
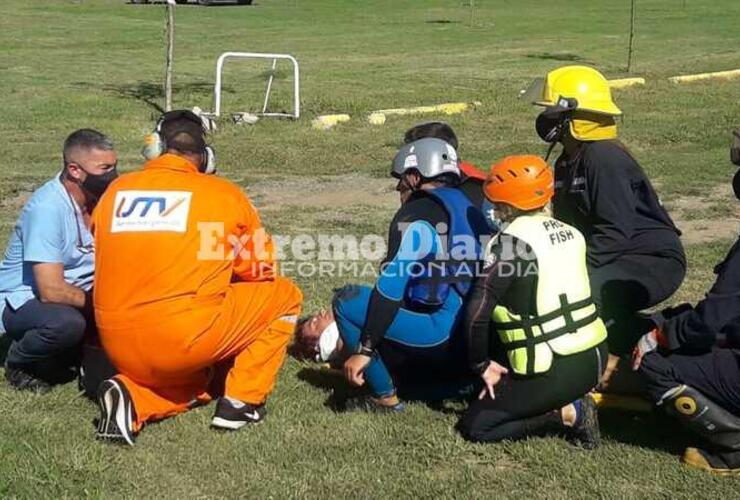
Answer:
[{"left": 92, "top": 110, "right": 302, "bottom": 445}]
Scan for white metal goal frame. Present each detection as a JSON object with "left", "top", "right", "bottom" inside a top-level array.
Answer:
[{"left": 213, "top": 51, "right": 300, "bottom": 119}]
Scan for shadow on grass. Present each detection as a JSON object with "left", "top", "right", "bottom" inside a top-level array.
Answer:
[
  {"left": 297, "top": 365, "right": 343, "bottom": 393},
  {"left": 297, "top": 365, "right": 473, "bottom": 415},
  {"left": 525, "top": 52, "right": 591, "bottom": 63},
  {"left": 297, "top": 363, "right": 700, "bottom": 450},
  {"left": 599, "top": 408, "right": 700, "bottom": 455},
  {"left": 296, "top": 366, "right": 365, "bottom": 412},
  {"left": 426, "top": 19, "right": 461, "bottom": 24},
  {"left": 127, "top": 1, "right": 258, "bottom": 6},
  {"left": 70, "top": 81, "right": 219, "bottom": 113}
]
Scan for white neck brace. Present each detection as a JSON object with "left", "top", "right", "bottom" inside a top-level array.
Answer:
[{"left": 317, "top": 321, "right": 340, "bottom": 362}]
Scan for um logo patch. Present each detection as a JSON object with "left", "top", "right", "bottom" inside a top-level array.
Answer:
[{"left": 111, "top": 190, "right": 192, "bottom": 233}]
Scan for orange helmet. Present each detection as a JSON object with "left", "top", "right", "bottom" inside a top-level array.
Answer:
[{"left": 483, "top": 155, "right": 554, "bottom": 210}]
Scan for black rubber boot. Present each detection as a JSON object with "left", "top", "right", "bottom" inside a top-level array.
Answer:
[{"left": 661, "top": 385, "right": 740, "bottom": 451}]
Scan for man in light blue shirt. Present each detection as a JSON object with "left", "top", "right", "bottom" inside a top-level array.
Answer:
[{"left": 0, "top": 129, "right": 118, "bottom": 392}]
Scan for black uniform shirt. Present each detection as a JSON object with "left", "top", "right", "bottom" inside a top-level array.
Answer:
[
  {"left": 553, "top": 140, "right": 685, "bottom": 269},
  {"left": 662, "top": 237, "right": 740, "bottom": 351}
]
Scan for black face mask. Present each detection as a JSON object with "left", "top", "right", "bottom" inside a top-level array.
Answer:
[
  {"left": 82, "top": 169, "right": 118, "bottom": 198},
  {"left": 733, "top": 169, "right": 740, "bottom": 201},
  {"left": 536, "top": 112, "right": 566, "bottom": 143}
]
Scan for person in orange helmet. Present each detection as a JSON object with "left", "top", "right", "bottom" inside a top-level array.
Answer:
[
  {"left": 92, "top": 110, "right": 302, "bottom": 445},
  {"left": 457, "top": 155, "right": 607, "bottom": 447}
]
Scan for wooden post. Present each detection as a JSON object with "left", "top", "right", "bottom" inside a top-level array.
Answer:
[
  {"left": 164, "top": 2, "right": 175, "bottom": 112},
  {"left": 627, "top": 0, "right": 636, "bottom": 72},
  {"left": 469, "top": 0, "right": 476, "bottom": 27}
]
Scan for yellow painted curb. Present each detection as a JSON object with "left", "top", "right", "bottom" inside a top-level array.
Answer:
[
  {"left": 669, "top": 69, "right": 740, "bottom": 84},
  {"left": 368, "top": 101, "right": 482, "bottom": 125},
  {"left": 311, "top": 114, "right": 351, "bottom": 130},
  {"left": 608, "top": 77, "right": 646, "bottom": 89}
]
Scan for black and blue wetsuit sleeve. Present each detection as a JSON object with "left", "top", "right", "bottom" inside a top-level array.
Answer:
[
  {"left": 464, "top": 238, "right": 522, "bottom": 373},
  {"left": 359, "top": 199, "right": 446, "bottom": 351},
  {"left": 661, "top": 239, "right": 740, "bottom": 350}
]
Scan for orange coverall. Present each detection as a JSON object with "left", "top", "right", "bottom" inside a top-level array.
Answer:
[{"left": 92, "top": 154, "right": 302, "bottom": 430}]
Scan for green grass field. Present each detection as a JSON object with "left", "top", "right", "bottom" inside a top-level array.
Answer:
[{"left": 1, "top": 0, "right": 740, "bottom": 497}]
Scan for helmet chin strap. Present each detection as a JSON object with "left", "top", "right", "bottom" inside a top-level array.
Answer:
[
  {"left": 537, "top": 113, "right": 571, "bottom": 162},
  {"left": 544, "top": 141, "right": 559, "bottom": 162}
]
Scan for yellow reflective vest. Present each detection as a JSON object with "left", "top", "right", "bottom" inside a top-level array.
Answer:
[{"left": 491, "top": 215, "right": 607, "bottom": 375}]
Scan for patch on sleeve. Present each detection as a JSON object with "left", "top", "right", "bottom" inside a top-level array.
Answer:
[{"left": 111, "top": 190, "right": 192, "bottom": 233}]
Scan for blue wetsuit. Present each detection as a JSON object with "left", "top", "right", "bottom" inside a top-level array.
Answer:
[{"left": 332, "top": 180, "right": 487, "bottom": 398}]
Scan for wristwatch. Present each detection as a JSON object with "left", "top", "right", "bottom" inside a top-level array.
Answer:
[{"left": 354, "top": 343, "right": 374, "bottom": 357}]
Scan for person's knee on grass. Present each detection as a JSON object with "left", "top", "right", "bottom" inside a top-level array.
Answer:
[
  {"left": 0, "top": 128, "right": 118, "bottom": 392},
  {"left": 630, "top": 146, "right": 740, "bottom": 473},
  {"left": 458, "top": 155, "right": 607, "bottom": 447},
  {"left": 91, "top": 110, "right": 303, "bottom": 445}
]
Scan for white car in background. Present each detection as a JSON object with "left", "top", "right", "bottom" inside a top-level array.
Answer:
[{"left": 131, "top": 0, "right": 254, "bottom": 5}]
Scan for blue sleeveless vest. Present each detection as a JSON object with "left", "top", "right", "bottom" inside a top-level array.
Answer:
[{"left": 405, "top": 187, "right": 487, "bottom": 308}]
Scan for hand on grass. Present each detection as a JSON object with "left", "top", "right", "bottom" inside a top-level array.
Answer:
[
  {"left": 344, "top": 354, "right": 371, "bottom": 387},
  {"left": 478, "top": 361, "right": 508, "bottom": 400}
]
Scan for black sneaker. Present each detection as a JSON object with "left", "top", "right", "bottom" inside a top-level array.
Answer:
[
  {"left": 566, "top": 394, "right": 600, "bottom": 450},
  {"left": 341, "top": 395, "right": 405, "bottom": 414},
  {"left": 96, "top": 379, "right": 136, "bottom": 446},
  {"left": 211, "top": 398, "right": 266, "bottom": 430},
  {"left": 4, "top": 362, "right": 52, "bottom": 394}
]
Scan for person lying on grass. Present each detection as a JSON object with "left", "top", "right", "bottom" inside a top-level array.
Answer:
[
  {"left": 292, "top": 308, "right": 343, "bottom": 366},
  {"left": 293, "top": 138, "right": 491, "bottom": 412},
  {"left": 293, "top": 305, "right": 477, "bottom": 404}
]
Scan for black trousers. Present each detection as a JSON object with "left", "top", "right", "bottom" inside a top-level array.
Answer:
[
  {"left": 457, "top": 342, "right": 607, "bottom": 443},
  {"left": 2, "top": 299, "right": 87, "bottom": 369},
  {"left": 379, "top": 339, "right": 477, "bottom": 401},
  {"left": 79, "top": 337, "right": 117, "bottom": 398},
  {"left": 640, "top": 348, "right": 740, "bottom": 414},
  {"left": 590, "top": 254, "right": 686, "bottom": 355}
]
